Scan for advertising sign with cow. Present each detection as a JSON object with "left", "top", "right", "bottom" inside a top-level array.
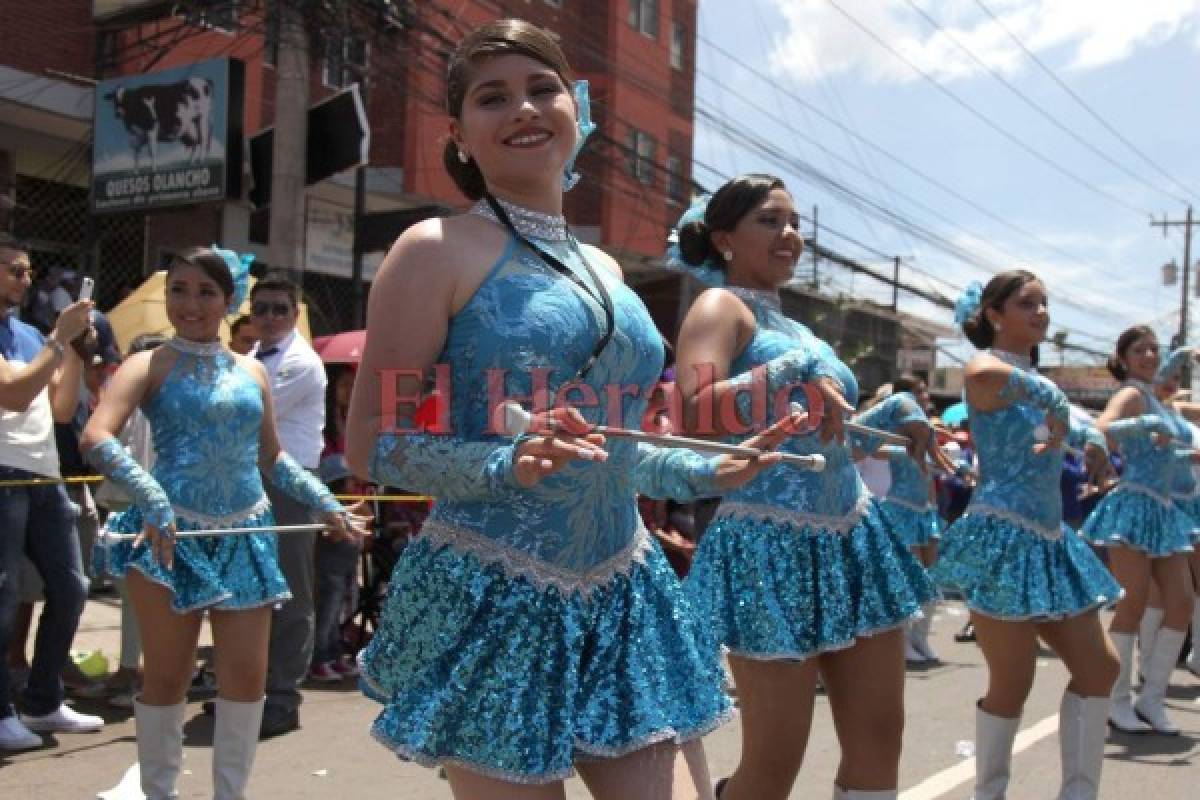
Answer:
[{"left": 92, "top": 57, "right": 244, "bottom": 213}]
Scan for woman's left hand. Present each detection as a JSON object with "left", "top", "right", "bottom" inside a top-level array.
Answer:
[
  {"left": 712, "top": 409, "right": 807, "bottom": 490},
  {"left": 321, "top": 501, "right": 372, "bottom": 544},
  {"left": 903, "top": 421, "right": 957, "bottom": 475}
]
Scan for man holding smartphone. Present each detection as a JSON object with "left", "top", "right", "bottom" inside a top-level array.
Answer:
[{"left": 0, "top": 235, "right": 103, "bottom": 750}]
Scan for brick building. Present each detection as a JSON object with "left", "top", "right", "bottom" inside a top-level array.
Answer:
[{"left": 0, "top": 0, "right": 697, "bottom": 333}]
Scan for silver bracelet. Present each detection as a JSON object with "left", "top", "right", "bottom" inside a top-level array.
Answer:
[{"left": 44, "top": 338, "right": 65, "bottom": 360}]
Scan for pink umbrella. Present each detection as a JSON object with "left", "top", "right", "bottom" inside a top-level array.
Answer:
[{"left": 313, "top": 330, "right": 365, "bottom": 364}]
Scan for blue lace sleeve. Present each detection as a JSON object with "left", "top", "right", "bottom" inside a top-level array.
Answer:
[
  {"left": 849, "top": 392, "right": 929, "bottom": 451},
  {"left": 370, "top": 432, "right": 519, "bottom": 500},
  {"left": 998, "top": 368, "right": 1068, "bottom": 424},
  {"left": 86, "top": 437, "right": 174, "bottom": 528},
  {"left": 1106, "top": 414, "right": 1171, "bottom": 443},
  {"left": 726, "top": 346, "right": 843, "bottom": 425},
  {"left": 267, "top": 452, "right": 343, "bottom": 513},
  {"left": 632, "top": 443, "right": 722, "bottom": 501},
  {"left": 1067, "top": 418, "right": 1108, "bottom": 454}
]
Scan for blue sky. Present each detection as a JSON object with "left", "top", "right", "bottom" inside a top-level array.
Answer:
[{"left": 694, "top": 0, "right": 1200, "bottom": 363}]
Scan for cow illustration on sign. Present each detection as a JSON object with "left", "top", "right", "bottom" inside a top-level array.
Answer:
[{"left": 105, "top": 76, "right": 213, "bottom": 171}]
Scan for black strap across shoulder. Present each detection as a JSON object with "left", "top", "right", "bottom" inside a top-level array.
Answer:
[{"left": 483, "top": 192, "right": 615, "bottom": 385}]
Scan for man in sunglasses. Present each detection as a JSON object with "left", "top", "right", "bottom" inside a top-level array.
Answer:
[
  {"left": 0, "top": 234, "right": 103, "bottom": 750},
  {"left": 247, "top": 271, "right": 327, "bottom": 738}
]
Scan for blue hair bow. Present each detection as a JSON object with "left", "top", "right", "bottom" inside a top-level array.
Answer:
[
  {"left": 1156, "top": 346, "right": 1192, "bottom": 384},
  {"left": 664, "top": 195, "right": 726, "bottom": 287},
  {"left": 210, "top": 244, "right": 254, "bottom": 315},
  {"left": 954, "top": 281, "right": 984, "bottom": 328},
  {"left": 563, "top": 80, "right": 597, "bottom": 192}
]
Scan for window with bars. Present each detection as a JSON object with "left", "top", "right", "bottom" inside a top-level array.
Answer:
[
  {"left": 626, "top": 129, "right": 657, "bottom": 186},
  {"left": 628, "top": 0, "right": 659, "bottom": 38},
  {"left": 177, "top": 0, "right": 237, "bottom": 33},
  {"left": 666, "top": 155, "right": 685, "bottom": 203},
  {"left": 323, "top": 33, "right": 369, "bottom": 89},
  {"left": 670, "top": 21, "right": 685, "bottom": 69}
]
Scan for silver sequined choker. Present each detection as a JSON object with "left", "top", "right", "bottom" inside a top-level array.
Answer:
[
  {"left": 167, "top": 337, "right": 224, "bottom": 356},
  {"left": 470, "top": 197, "right": 570, "bottom": 242},
  {"left": 727, "top": 285, "right": 782, "bottom": 312},
  {"left": 989, "top": 348, "right": 1032, "bottom": 371}
]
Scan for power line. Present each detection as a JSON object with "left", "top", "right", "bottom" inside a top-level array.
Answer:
[
  {"left": 972, "top": 0, "right": 1200, "bottom": 203},
  {"left": 899, "top": 0, "right": 1190, "bottom": 207},
  {"left": 823, "top": 0, "right": 1152, "bottom": 219}
]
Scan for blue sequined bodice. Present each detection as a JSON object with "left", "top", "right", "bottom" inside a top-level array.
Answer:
[
  {"left": 427, "top": 233, "right": 665, "bottom": 574},
  {"left": 966, "top": 367, "right": 1065, "bottom": 538},
  {"left": 1120, "top": 384, "right": 1185, "bottom": 495},
  {"left": 883, "top": 448, "right": 934, "bottom": 510},
  {"left": 144, "top": 342, "right": 267, "bottom": 525},
  {"left": 719, "top": 299, "right": 868, "bottom": 527}
]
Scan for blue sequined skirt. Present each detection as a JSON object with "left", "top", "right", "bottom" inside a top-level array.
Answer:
[
  {"left": 684, "top": 500, "right": 935, "bottom": 661},
  {"left": 1081, "top": 488, "right": 1195, "bottom": 557},
  {"left": 1174, "top": 495, "right": 1200, "bottom": 540},
  {"left": 357, "top": 534, "right": 732, "bottom": 784},
  {"left": 877, "top": 500, "right": 941, "bottom": 547},
  {"left": 932, "top": 512, "right": 1121, "bottom": 620},
  {"left": 97, "top": 504, "right": 291, "bottom": 613}
]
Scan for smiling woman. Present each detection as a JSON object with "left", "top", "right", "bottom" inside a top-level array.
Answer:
[{"left": 344, "top": 17, "right": 804, "bottom": 800}]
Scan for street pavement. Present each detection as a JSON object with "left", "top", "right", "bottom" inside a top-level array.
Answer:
[{"left": 3, "top": 596, "right": 1198, "bottom": 798}]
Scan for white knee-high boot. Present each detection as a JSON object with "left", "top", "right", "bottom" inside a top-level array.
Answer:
[
  {"left": 1057, "top": 691, "right": 1109, "bottom": 800},
  {"left": 1134, "top": 627, "right": 1185, "bottom": 735},
  {"left": 1107, "top": 633, "right": 1151, "bottom": 733},
  {"left": 134, "top": 699, "right": 185, "bottom": 800},
  {"left": 212, "top": 697, "right": 265, "bottom": 800},
  {"left": 974, "top": 703, "right": 1021, "bottom": 800},
  {"left": 1185, "top": 598, "right": 1200, "bottom": 676},
  {"left": 1137, "top": 606, "right": 1163, "bottom": 685},
  {"left": 912, "top": 601, "right": 939, "bottom": 662}
]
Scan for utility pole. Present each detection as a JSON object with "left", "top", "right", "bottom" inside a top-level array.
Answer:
[
  {"left": 1151, "top": 206, "right": 1198, "bottom": 349},
  {"left": 1151, "top": 205, "right": 1199, "bottom": 386},
  {"left": 892, "top": 256, "right": 900, "bottom": 311},
  {"left": 267, "top": 1, "right": 310, "bottom": 276},
  {"left": 811, "top": 204, "right": 819, "bottom": 288}
]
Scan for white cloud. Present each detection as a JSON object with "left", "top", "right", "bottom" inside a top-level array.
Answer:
[{"left": 769, "top": 0, "right": 1200, "bottom": 84}]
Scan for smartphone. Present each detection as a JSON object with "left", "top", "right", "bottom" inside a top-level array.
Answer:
[{"left": 78, "top": 276, "right": 94, "bottom": 302}]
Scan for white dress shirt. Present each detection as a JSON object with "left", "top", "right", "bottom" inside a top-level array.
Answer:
[{"left": 253, "top": 330, "right": 327, "bottom": 468}]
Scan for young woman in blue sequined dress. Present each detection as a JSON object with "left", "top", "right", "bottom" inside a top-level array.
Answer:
[
  {"left": 932, "top": 271, "right": 1120, "bottom": 800},
  {"left": 344, "top": 20, "right": 797, "bottom": 799},
  {"left": 672, "top": 174, "right": 951, "bottom": 800},
  {"left": 82, "top": 247, "right": 359, "bottom": 800},
  {"left": 1082, "top": 326, "right": 1196, "bottom": 736}
]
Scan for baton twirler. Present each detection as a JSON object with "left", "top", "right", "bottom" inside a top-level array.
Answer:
[
  {"left": 501, "top": 402, "right": 826, "bottom": 472},
  {"left": 98, "top": 523, "right": 329, "bottom": 542}
]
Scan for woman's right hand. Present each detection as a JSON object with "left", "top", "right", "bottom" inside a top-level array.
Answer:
[
  {"left": 134, "top": 521, "right": 177, "bottom": 570},
  {"left": 513, "top": 406, "right": 609, "bottom": 488}
]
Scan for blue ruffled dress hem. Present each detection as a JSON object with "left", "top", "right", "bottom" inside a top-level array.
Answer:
[
  {"left": 932, "top": 511, "right": 1122, "bottom": 620},
  {"left": 684, "top": 501, "right": 935, "bottom": 662},
  {"left": 358, "top": 534, "right": 732, "bottom": 784},
  {"left": 876, "top": 500, "right": 941, "bottom": 547},
  {"left": 96, "top": 504, "right": 291, "bottom": 613},
  {"left": 1081, "top": 488, "right": 1195, "bottom": 557}
]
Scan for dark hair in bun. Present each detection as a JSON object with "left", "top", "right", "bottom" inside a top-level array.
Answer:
[
  {"left": 961, "top": 269, "right": 1039, "bottom": 350},
  {"left": 677, "top": 173, "right": 788, "bottom": 268},
  {"left": 443, "top": 19, "right": 574, "bottom": 201},
  {"left": 1106, "top": 325, "right": 1156, "bottom": 381}
]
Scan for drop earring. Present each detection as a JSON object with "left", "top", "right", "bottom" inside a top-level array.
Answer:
[
  {"left": 457, "top": 149, "right": 469, "bottom": 164},
  {"left": 722, "top": 251, "right": 733, "bottom": 262}
]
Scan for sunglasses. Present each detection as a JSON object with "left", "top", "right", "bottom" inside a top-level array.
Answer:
[{"left": 251, "top": 301, "right": 293, "bottom": 318}]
